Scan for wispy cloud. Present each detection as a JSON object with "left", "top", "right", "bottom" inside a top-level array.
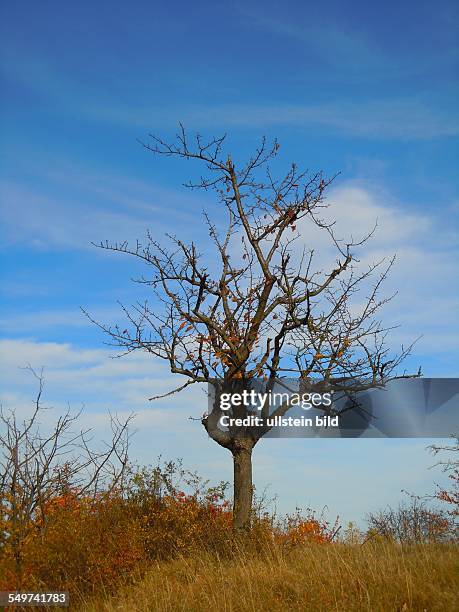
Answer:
[
  {"left": 0, "top": 166, "right": 210, "bottom": 251},
  {"left": 236, "top": 6, "right": 459, "bottom": 83},
  {"left": 91, "top": 100, "right": 459, "bottom": 140},
  {"left": 2, "top": 52, "right": 457, "bottom": 140},
  {"left": 238, "top": 9, "right": 391, "bottom": 76},
  {"left": 0, "top": 305, "right": 122, "bottom": 332},
  {"left": 0, "top": 338, "right": 203, "bottom": 420}
]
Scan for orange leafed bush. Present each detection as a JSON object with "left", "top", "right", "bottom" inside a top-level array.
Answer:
[
  {"left": 0, "top": 466, "right": 236, "bottom": 597},
  {"left": 278, "top": 509, "right": 341, "bottom": 546}
]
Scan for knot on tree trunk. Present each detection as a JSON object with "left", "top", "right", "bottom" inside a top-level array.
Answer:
[{"left": 231, "top": 437, "right": 255, "bottom": 455}]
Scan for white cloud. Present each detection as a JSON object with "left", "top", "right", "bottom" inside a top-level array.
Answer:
[
  {"left": 326, "top": 184, "right": 431, "bottom": 246},
  {"left": 0, "top": 339, "right": 195, "bottom": 420},
  {"left": 0, "top": 338, "right": 210, "bottom": 469},
  {"left": 295, "top": 184, "right": 459, "bottom": 361}
]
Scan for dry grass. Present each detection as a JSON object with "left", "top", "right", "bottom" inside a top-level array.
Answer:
[{"left": 82, "top": 541, "right": 459, "bottom": 612}]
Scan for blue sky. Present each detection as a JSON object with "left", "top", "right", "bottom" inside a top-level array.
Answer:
[{"left": 1, "top": 0, "right": 458, "bottom": 525}]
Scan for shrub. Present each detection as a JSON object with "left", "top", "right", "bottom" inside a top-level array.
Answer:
[
  {"left": 366, "top": 500, "right": 452, "bottom": 544},
  {"left": 278, "top": 508, "right": 341, "bottom": 546},
  {"left": 0, "top": 461, "right": 234, "bottom": 597}
]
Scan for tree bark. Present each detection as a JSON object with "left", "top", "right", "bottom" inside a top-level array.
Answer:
[{"left": 232, "top": 441, "right": 254, "bottom": 531}]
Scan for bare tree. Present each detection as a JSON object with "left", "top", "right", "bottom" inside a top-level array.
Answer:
[
  {"left": 86, "top": 127, "right": 416, "bottom": 530},
  {"left": 0, "top": 366, "right": 133, "bottom": 585}
]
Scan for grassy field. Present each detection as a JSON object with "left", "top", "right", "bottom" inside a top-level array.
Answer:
[{"left": 82, "top": 542, "right": 459, "bottom": 612}]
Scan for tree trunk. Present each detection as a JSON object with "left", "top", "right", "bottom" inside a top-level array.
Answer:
[{"left": 232, "top": 441, "right": 254, "bottom": 531}]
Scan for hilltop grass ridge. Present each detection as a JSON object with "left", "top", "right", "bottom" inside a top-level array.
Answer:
[{"left": 82, "top": 541, "right": 458, "bottom": 612}]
